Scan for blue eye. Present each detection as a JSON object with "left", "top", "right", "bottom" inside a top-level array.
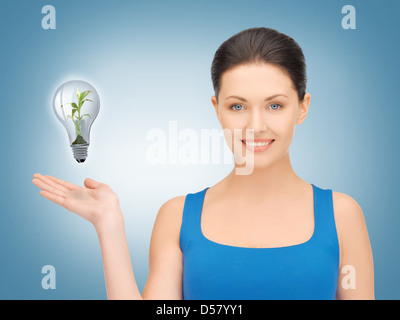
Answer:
[
  {"left": 230, "top": 103, "right": 282, "bottom": 111},
  {"left": 230, "top": 104, "right": 243, "bottom": 111},
  {"left": 270, "top": 103, "right": 281, "bottom": 110}
]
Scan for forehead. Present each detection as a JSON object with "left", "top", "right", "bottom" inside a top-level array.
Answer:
[{"left": 219, "top": 63, "right": 296, "bottom": 98}]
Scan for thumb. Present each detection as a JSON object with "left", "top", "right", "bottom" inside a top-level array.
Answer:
[{"left": 84, "top": 178, "right": 101, "bottom": 189}]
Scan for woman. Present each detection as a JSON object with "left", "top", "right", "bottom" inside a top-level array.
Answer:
[{"left": 32, "top": 27, "right": 374, "bottom": 299}]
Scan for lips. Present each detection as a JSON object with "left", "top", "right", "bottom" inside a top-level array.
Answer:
[
  {"left": 241, "top": 139, "right": 275, "bottom": 152},
  {"left": 242, "top": 139, "right": 274, "bottom": 143}
]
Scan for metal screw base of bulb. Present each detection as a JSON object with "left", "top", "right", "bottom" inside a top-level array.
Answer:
[{"left": 71, "top": 143, "right": 89, "bottom": 163}]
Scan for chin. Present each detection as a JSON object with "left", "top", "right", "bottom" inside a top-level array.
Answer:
[{"left": 233, "top": 156, "right": 275, "bottom": 173}]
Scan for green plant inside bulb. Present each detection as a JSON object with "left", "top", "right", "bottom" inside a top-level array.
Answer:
[{"left": 60, "top": 88, "right": 92, "bottom": 145}]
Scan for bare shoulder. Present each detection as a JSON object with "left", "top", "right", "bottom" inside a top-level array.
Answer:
[
  {"left": 144, "top": 195, "right": 187, "bottom": 299},
  {"left": 331, "top": 191, "right": 371, "bottom": 266},
  {"left": 157, "top": 195, "right": 187, "bottom": 221},
  {"left": 331, "top": 191, "right": 374, "bottom": 299},
  {"left": 152, "top": 195, "right": 187, "bottom": 243},
  {"left": 332, "top": 191, "right": 365, "bottom": 224}
]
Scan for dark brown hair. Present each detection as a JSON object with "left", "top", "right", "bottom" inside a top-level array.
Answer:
[{"left": 211, "top": 27, "right": 307, "bottom": 103}]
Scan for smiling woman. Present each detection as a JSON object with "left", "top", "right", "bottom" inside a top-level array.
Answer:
[
  {"left": 199, "top": 28, "right": 373, "bottom": 299},
  {"left": 32, "top": 27, "right": 374, "bottom": 300},
  {"left": 212, "top": 62, "right": 308, "bottom": 171}
]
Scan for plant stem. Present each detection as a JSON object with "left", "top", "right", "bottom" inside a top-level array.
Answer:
[
  {"left": 77, "top": 106, "right": 82, "bottom": 136},
  {"left": 69, "top": 115, "right": 79, "bottom": 133}
]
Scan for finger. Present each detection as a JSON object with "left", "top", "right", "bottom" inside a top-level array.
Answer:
[
  {"left": 45, "top": 175, "right": 80, "bottom": 191},
  {"left": 39, "top": 190, "right": 66, "bottom": 207},
  {"left": 84, "top": 178, "right": 102, "bottom": 189},
  {"left": 32, "top": 177, "right": 67, "bottom": 198},
  {"left": 33, "top": 175, "right": 69, "bottom": 194},
  {"left": 42, "top": 175, "right": 71, "bottom": 193}
]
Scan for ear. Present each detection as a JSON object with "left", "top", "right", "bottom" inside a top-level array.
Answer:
[
  {"left": 211, "top": 95, "right": 220, "bottom": 121},
  {"left": 296, "top": 92, "right": 311, "bottom": 125}
]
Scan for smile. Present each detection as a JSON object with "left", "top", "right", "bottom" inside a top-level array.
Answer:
[{"left": 241, "top": 139, "right": 275, "bottom": 152}]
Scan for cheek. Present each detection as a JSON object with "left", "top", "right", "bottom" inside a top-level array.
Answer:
[
  {"left": 220, "top": 114, "right": 245, "bottom": 140},
  {"left": 273, "top": 118, "right": 297, "bottom": 151},
  {"left": 219, "top": 112, "right": 242, "bottom": 128},
  {"left": 261, "top": 114, "right": 294, "bottom": 137}
]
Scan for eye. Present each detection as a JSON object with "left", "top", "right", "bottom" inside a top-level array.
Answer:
[
  {"left": 269, "top": 103, "right": 282, "bottom": 111},
  {"left": 230, "top": 104, "right": 243, "bottom": 111}
]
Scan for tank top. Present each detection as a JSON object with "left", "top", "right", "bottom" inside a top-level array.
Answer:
[{"left": 179, "top": 184, "right": 340, "bottom": 300}]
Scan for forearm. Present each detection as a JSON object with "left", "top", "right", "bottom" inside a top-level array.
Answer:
[{"left": 95, "top": 209, "right": 143, "bottom": 300}]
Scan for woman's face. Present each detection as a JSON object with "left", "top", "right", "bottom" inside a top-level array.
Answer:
[{"left": 211, "top": 62, "right": 311, "bottom": 170}]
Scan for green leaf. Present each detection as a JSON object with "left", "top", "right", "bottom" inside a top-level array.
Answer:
[
  {"left": 76, "top": 88, "right": 80, "bottom": 101},
  {"left": 82, "top": 113, "right": 91, "bottom": 118},
  {"left": 80, "top": 99, "right": 93, "bottom": 107},
  {"left": 71, "top": 102, "right": 78, "bottom": 110},
  {"left": 72, "top": 109, "right": 77, "bottom": 118},
  {"left": 79, "top": 90, "right": 92, "bottom": 103}
]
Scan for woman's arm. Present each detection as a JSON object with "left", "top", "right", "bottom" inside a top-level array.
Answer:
[
  {"left": 32, "top": 174, "right": 184, "bottom": 300},
  {"left": 333, "top": 191, "right": 375, "bottom": 300},
  {"left": 97, "top": 195, "right": 186, "bottom": 300},
  {"left": 141, "top": 196, "right": 185, "bottom": 299},
  {"left": 95, "top": 211, "right": 142, "bottom": 299}
]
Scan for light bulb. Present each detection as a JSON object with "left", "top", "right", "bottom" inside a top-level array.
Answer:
[{"left": 53, "top": 80, "right": 100, "bottom": 163}]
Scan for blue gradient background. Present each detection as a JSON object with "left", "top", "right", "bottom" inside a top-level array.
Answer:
[{"left": 0, "top": 0, "right": 398, "bottom": 299}]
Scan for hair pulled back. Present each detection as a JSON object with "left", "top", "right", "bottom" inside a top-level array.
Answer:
[{"left": 211, "top": 27, "right": 307, "bottom": 102}]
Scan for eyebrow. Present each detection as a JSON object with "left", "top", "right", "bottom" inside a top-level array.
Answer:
[{"left": 225, "top": 94, "right": 288, "bottom": 102}]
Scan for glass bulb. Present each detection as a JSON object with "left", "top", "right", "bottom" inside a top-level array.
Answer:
[{"left": 53, "top": 80, "right": 100, "bottom": 163}]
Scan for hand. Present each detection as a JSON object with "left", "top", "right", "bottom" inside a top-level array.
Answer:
[{"left": 32, "top": 173, "right": 122, "bottom": 228}]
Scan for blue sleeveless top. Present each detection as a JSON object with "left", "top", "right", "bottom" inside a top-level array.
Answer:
[{"left": 179, "top": 184, "right": 339, "bottom": 300}]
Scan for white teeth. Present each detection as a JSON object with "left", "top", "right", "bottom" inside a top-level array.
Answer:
[{"left": 244, "top": 141, "right": 272, "bottom": 146}]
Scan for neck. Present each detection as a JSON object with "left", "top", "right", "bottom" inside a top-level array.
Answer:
[{"left": 224, "top": 152, "right": 303, "bottom": 201}]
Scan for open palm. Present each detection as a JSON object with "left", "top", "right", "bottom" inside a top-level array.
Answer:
[{"left": 32, "top": 173, "right": 120, "bottom": 225}]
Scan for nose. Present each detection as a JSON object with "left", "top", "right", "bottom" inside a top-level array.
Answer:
[{"left": 247, "top": 108, "right": 268, "bottom": 134}]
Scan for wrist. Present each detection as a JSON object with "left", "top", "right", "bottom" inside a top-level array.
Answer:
[{"left": 94, "top": 207, "right": 125, "bottom": 235}]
